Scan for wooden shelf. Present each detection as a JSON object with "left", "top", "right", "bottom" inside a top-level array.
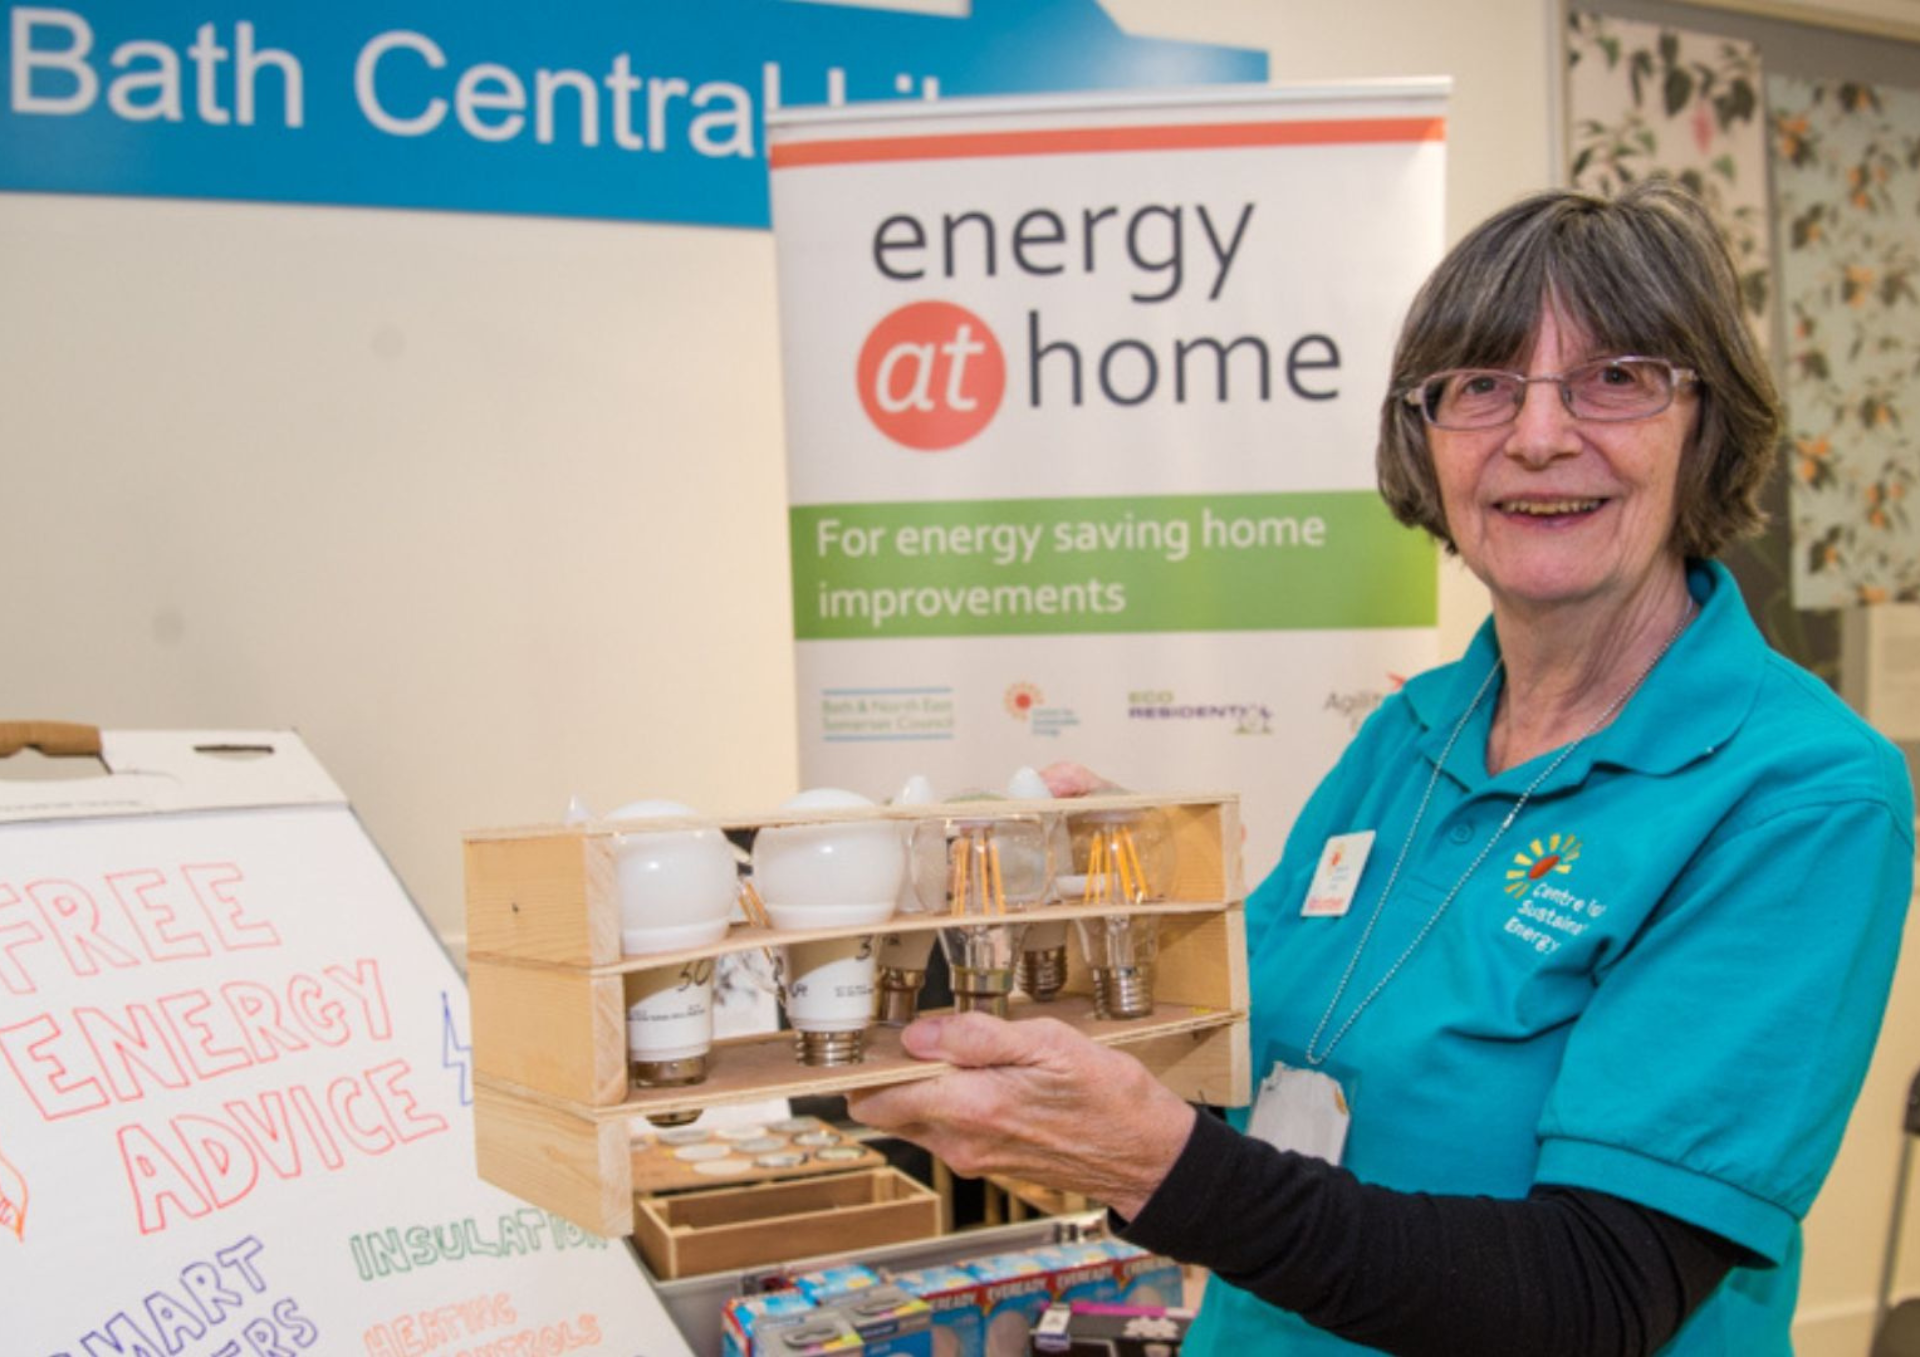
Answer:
[
  {"left": 464, "top": 793, "right": 1249, "bottom": 1239},
  {"left": 465, "top": 792, "right": 1241, "bottom": 969},
  {"left": 478, "top": 993, "right": 1242, "bottom": 1124}
]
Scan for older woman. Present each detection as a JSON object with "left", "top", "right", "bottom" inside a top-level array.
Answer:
[{"left": 848, "top": 179, "right": 1914, "bottom": 1356}]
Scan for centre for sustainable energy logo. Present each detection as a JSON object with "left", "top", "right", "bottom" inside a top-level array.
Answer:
[
  {"left": 1004, "top": 680, "right": 1078, "bottom": 737},
  {"left": 1004, "top": 681, "right": 1043, "bottom": 719},
  {"left": 857, "top": 300, "right": 1006, "bottom": 450},
  {"left": 1504, "top": 834, "right": 1583, "bottom": 897}
]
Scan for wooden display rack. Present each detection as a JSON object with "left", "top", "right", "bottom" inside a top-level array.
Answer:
[{"left": 465, "top": 792, "right": 1249, "bottom": 1239}]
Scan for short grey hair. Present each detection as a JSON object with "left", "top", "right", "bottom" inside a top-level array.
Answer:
[{"left": 1376, "top": 178, "right": 1780, "bottom": 558}]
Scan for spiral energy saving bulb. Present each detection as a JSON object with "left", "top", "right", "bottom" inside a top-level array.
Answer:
[
  {"left": 1069, "top": 809, "right": 1174, "bottom": 1020},
  {"left": 914, "top": 813, "right": 1048, "bottom": 1018},
  {"left": 1005, "top": 766, "right": 1073, "bottom": 1002}
]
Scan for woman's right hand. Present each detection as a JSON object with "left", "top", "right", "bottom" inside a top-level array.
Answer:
[{"left": 1037, "top": 761, "right": 1123, "bottom": 798}]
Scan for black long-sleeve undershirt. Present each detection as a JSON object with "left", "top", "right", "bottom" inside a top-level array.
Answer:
[{"left": 1119, "top": 1110, "right": 1749, "bottom": 1357}]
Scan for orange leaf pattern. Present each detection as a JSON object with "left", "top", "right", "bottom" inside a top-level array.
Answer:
[{"left": 1774, "top": 75, "right": 1920, "bottom": 605}]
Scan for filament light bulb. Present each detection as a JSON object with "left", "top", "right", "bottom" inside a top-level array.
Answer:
[
  {"left": 913, "top": 814, "right": 1047, "bottom": 1018},
  {"left": 1068, "top": 809, "right": 1174, "bottom": 1021}
]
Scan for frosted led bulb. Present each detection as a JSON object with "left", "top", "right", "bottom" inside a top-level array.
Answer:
[
  {"left": 752, "top": 788, "right": 903, "bottom": 928},
  {"left": 569, "top": 798, "right": 738, "bottom": 1117},
  {"left": 780, "top": 935, "right": 877, "bottom": 1066}
]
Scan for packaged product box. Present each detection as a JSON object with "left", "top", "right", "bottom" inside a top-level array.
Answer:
[
  {"left": 1029, "top": 1301, "right": 1193, "bottom": 1356},
  {"left": 794, "top": 1263, "right": 887, "bottom": 1304},
  {"left": 723, "top": 1290, "right": 821, "bottom": 1357},
  {"left": 965, "top": 1252, "right": 1057, "bottom": 1357},
  {"left": 1105, "top": 1245, "right": 1183, "bottom": 1310},
  {"left": 834, "top": 1284, "right": 935, "bottom": 1356},
  {"left": 755, "top": 1309, "right": 866, "bottom": 1355},
  {"left": 893, "top": 1264, "right": 989, "bottom": 1357},
  {"left": 1031, "top": 1243, "right": 1124, "bottom": 1309}
]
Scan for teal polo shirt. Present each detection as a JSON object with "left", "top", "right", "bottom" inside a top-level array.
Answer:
[{"left": 1185, "top": 560, "right": 1913, "bottom": 1355}]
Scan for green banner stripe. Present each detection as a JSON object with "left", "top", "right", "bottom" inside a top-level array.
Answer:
[{"left": 791, "top": 492, "right": 1435, "bottom": 638}]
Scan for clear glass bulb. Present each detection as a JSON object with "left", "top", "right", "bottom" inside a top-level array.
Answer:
[
  {"left": 912, "top": 815, "right": 1047, "bottom": 1017},
  {"left": 877, "top": 774, "right": 941, "bottom": 1026},
  {"left": 1067, "top": 809, "right": 1174, "bottom": 1020},
  {"left": 1006, "top": 767, "right": 1072, "bottom": 1001},
  {"left": 874, "top": 928, "right": 939, "bottom": 1027}
]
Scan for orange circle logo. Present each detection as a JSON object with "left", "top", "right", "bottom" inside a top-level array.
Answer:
[{"left": 857, "top": 301, "right": 1006, "bottom": 451}]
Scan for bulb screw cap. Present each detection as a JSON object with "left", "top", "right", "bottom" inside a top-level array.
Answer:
[
  {"left": 632, "top": 1054, "right": 709, "bottom": 1127},
  {"left": 1014, "top": 946, "right": 1069, "bottom": 1002},
  {"left": 794, "top": 1028, "right": 866, "bottom": 1067},
  {"left": 876, "top": 967, "right": 928, "bottom": 1027},
  {"left": 1090, "top": 964, "right": 1155, "bottom": 1021}
]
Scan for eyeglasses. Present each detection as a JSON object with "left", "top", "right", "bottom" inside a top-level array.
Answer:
[{"left": 1402, "top": 356, "right": 1699, "bottom": 430}]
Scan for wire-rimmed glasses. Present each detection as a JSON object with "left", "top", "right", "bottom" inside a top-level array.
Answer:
[{"left": 1403, "top": 356, "right": 1699, "bottom": 431}]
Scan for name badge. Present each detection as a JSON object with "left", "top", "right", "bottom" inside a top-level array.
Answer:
[
  {"left": 1247, "top": 1062, "right": 1351, "bottom": 1166},
  {"left": 1302, "top": 830, "right": 1373, "bottom": 918}
]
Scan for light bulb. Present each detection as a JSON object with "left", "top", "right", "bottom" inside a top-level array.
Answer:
[
  {"left": 1067, "top": 809, "right": 1175, "bottom": 1021},
  {"left": 877, "top": 774, "right": 941, "bottom": 1026},
  {"left": 752, "top": 788, "right": 904, "bottom": 929},
  {"left": 913, "top": 814, "right": 1047, "bottom": 1018},
  {"left": 780, "top": 935, "right": 877, "bottom": 1066},
  {"left": 1071, "top": 913, "right": 1160, "bottom": 1020},
  {"left": 1005, "top": 766, "right": 1072, "bottom": 1002},
  {"left": 625, "top": 957, "right": 716, "bottom": 1126},
  {"left": 874, "top": 929, "right": 939, "bottom": 1027},
  {"left": 574, "top": 798, "right": 739, "bottom": 1120}
]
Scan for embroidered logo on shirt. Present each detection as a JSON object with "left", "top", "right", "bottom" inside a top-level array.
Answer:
[{"left": 1503, "top": 833, "right": 1582, "bottom": 897}]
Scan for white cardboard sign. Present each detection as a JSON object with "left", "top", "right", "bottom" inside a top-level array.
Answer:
[{"left": 0, "top": 731, "right": 690, "bottom": 1357}]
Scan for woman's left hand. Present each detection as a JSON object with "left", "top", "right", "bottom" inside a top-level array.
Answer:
[{"left": 845, "top": 1012, "right": 1197, "bottom": 1221}]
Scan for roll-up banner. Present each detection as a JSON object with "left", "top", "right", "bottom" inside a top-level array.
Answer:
[{"left": 769, "top": 83, "right": 1446, "bottom": 878}]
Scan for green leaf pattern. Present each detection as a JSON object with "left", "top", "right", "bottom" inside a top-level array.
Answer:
[
  {"left": 1566, "top": 13, "right": 1772, "bottom": 346},
  {"left": 1566, "top": 14, "right": 1846, "bottom": 681},
  {"left": 1773, "top": 74, "right": 1920, "bottom": 606}
]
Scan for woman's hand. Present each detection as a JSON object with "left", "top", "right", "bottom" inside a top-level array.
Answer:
[
  {"left": 845, "top": 1012, "right": 1195, "bottom": 1221},
  {"left": 1036, "top": 761, "right": 1124, "bottom": 798}
]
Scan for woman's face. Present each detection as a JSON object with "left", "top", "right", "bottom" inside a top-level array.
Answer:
[{"left": 1428, "top": 307, "right": 1695, "bottom": 617}]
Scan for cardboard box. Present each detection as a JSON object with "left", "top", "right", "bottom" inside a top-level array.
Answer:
[{"left": 1030, "top": 1302, "right": 1193, "bottom": 1355}]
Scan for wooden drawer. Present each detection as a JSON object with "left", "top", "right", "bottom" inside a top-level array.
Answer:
[{"left": 634, "top": 1167, "right": 941, "bottom": 1279}]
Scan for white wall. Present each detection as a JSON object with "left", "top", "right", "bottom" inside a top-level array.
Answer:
[{"left": 2, "top": 0, "right": 1912, "bottom": 1348}]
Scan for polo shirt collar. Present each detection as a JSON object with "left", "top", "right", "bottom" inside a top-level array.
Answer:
[{"left": 1402, "top": 560, "right": 1765, "bottom": 791}]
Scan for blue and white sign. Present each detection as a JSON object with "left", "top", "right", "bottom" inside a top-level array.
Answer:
[{"left": 1, "top": 0, "right": 1266, "bottom": 227}]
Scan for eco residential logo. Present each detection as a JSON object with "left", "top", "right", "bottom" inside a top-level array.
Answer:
[
  {"left": 858, "top": 300, "right": 1006, "bottom": 450},
  {"left": 1504, "top": 834, "right": 1583, "bottom": 898},
  {"left": 1128, "top": 690, "right": 1273, "bottom": 736}
]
